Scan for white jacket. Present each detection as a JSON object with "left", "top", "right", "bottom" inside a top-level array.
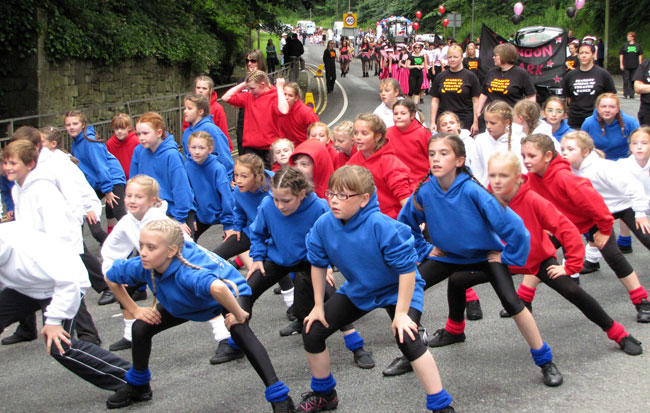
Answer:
[
  {"left": 52, "top": 149, "right": 102, "bottom": 218},
  {"left": 573, "top": 151, "right": 649, "bottom": 216},
  {"left": 12, "top": 167, "right": 84, "bottom": 254},
  {"left": 617, "top": 155, "right": 650, "bottom": 212},
  {"left": 0, "top": 222, "right": 89, "bottom": 325},
  {"left": 473, "top": 128, "right": 527, "bottom": 186},
  {"left": 458, "top": 129, "right": 480, "bottom": 171}
]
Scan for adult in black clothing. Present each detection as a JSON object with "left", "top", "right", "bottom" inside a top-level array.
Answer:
[
  {"left": 620, "top": 32, "right": 644, "bottom": 99},
  {"left": 283, "top": 33, "right": 304, "bottom": 81},
  {"left": 633, "top": 58, "right": 650, "bottom": 125},
  {"left": 477, "top": 43, "right": 536, "bottom": 116},
  {"left": 322, "top": 41, "right": 337, "bottom": 94},
  {"left": 406, "top": 43, "right": 427, "bottom": 104},
  {"left": 562, "top": 43, "right": 616, "bottom": 129},
  {"left": 430, "top": 44, "right": 481, "bottom": 134}
]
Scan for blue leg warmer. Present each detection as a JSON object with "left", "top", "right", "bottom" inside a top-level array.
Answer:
[
  {"left": 530, "top": 342, "right": 553, "bottom": 367},
  {"left": 343, "top": 330, "right": 364, "bottom": 352},
  {"left": 311, "top": 373, "right": 336, "bottom": 395},
  {"left": 265, "top": 380, "right": 290, "bottom": 403},
  {"left": 617, "top": 235, "right": 632, "bottom": 247},
  {"left": 125, "top": 367, "right": 151, "bottom": 386},
  {"left": 426, "top": 389, "right": 453, "bottom": 411}
]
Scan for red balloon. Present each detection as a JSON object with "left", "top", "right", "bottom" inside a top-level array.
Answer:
[
  {"left": 442, "top": 18, "right": 449, "bottom": 27},
  {"left": 439, "top": 5, "right": 446, "bottom": 15},
  {"left": 416, "top": 10, "right": 422, "bottom": 19},
  {"left": 413, "top": 22, "right": 420, "bottom": 31}
]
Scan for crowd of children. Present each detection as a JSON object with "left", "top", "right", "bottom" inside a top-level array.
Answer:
[{"left": 2, "top": 41, "right": 650, "bottom": 413}]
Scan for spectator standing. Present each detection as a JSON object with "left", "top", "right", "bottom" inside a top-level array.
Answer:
[{"left": 620, "top": 32, "right": 643, "bottom": 99}]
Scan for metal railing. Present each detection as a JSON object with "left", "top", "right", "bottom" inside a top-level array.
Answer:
[{"left": 0, "top": 62, "right": 297, "bottom": 152}]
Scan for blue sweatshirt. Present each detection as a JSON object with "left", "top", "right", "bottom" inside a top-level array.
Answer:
[
  {"left": 306, "top": 194, "right": 425, "bottom": 312},
  {"left": 185, "top": 155, "right": 234, "bottom": 228},
  {"left": 552, "top": 119, "right": 573, "bottom": 143},
  {"left": 250, "top": 192, "right": 328, "bottom": 267},
  {"left": 107, "top": 241, "right": 251, "bottom": 322},
  {"left": 70, "top": 126, "right": 126, "bottom": 193},
  {"left": 130, "top": 135, "right": 195, "bottom": 221},
  {"left": 232, "top": 171, "right": 274, "bottom": 237},
  {"left": 398, "top": 172, "right": 530, "bottom": 266},
  {"left": 1, "top": 176, "right": 14, "bottom": 212},
  {"left": 182, "top": 115, "right": 234, "bottom": 177},
  {"left": 581, "top": 108, "right": 639, "bottom": 160}
]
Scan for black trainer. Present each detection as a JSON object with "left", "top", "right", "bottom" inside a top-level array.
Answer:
[
  {"left": 1, "top": 332, "right": 37, "bottom": 345},
  {"left": 352, "top": 347, "right": 375, "bottom": 369},
  {"left": 433, "top": 407, "right": 455, "bottom": 413},
  {"left": 466, "top": 300, "right": 483, "bottom": 320},
  {"left": 427, "top": 328, "right": 466, "bottom": 348},
  {"left": 273, "top": 286, "right": 282, "bottom": 295},
  {"left": 618, "top": 244, "right": 633, "bottom": 254},
  {"left": 499, "top": 301, "right": 532, "bottom": 318},
  {"left": 98, "top": 290, "right": 117, "bottom": 306},
  {"left": 130, "top": 289, "right": 147, "bottom": 302},
  {"left": 540, "top": 362, "right": 563, "bottom": 387},
  {"left": 210, "top": 339, "right": 244, "bottom": 364},
  {"left": 109, "top": 337, "right": 132, "bottom": 351},
  {"left": 619, "top": 334, "right": 642, "bottom": 355},
  {"left": 382, "top": 356, "right": 412, "bottom": 377},
  {"left": 106, "top": 383, "right": 152, "bottom": 409},
  {"left": 295, "top": 390, "right": 338, "bottom": 412},
  {"left": 286, "top": 305, "right": 297, "bottom": 321},
  {"left": 280, "top": 320, "right": 302, "bottom": 337},
  {"left": 635, "top": 299, "right": 650, "bottom": 323},
  {"left": 272, "top": 396, "right": 295, "bottom": 413},
  {"left": 580, "top": 260, "right": 600, "bottom": 274}
]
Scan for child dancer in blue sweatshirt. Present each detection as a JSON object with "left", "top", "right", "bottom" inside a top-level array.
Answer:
[
  {"left": 297, "top": 165, "right": 454, "bottom": 413},
  {"left": 395, "top": 133, "right": 563, "bottom": 388},
  {"left": 247, "top": 167, "right": 374, "bottom": 367},
  {"left": 184, "top": 131, "right": 234, "bottom": 242},
  {"left": 105, "top": 219, "right": 294, "bottom": 412},
  {"left": 130, "top": 112, "right": 195, "bottom": 236},
  {"left": 181, "top": 94, "right": 233, "bottom": 177}
]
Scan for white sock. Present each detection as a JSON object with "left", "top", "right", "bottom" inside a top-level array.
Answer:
[
  {"left": 123, "top": 318, "right": 135, "bottom": 342},
  {"left": 570, "top": 273, "right": 580, "bottom": 279},
  {"left": 209, "top": 317, "right": 231, "bottom": 343},
  {"left": 281, "top": 287, "right": 294, "bottom": 307},
  {"left": 585, "top": 245, "right": 602, "bottom": 263}
]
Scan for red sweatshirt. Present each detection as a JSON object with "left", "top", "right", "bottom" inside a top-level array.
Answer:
[
  {"left": 386, "top": 119, "right": 431, "bottom": 182},
  {"left": 277, "top": 100, "right": 320, "bottom": 146},
  {"left": 105, "top": 131, "right": 139, "bottom": 179},
  {"left": 227, "top": 87, "right": 281, "bottom": 150},
  {"left": 333, "top": 146, "right": 357, "bottom": 169},
  {"left": 290, "top": 140, "right": 334, "bottom": 199},
  {"left": 507, "top": 176, "right": 585, "bottom": 275},
  {"left": 183, "top": 91, "right": 232, "bottom": 150},
  {"left": 526, "top": 155, "right": 613, "bottom": 235},
  {"left": 347, "top": 140, "right": 414, "bottom": 218}
]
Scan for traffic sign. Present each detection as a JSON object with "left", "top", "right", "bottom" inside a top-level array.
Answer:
[{"left": 343, "top": 13, "right": 357, "bottom": 28}]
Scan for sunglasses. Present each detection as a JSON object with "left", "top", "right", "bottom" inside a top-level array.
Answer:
[{"left": 246, "top": 59, "right": 257, "bottom": 63}]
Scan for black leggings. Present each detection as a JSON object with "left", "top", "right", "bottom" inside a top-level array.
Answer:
[
  {"left": 131, "top": 300, "right": 279, "bottom": 386},
  {"left": 418, "top": 259, "right": 525, "bottom": 321},
  {"left": 614, "top": 208, "right": 650, "bottom": 251},
  {"left": 448, "top": 257, "right": 615, "bottom": 330},
  {"left": 245, "top": 261, "right": 302, "bottom": 316},
  {"left": 213, "top": 231, "right": 252, "bottom": 260},
  {"left": 193, "top": 220, "right": 213, "bottom": 242},
  {"left": 408, "top": 70, "right": 423, "bottom": 96},
  {"left": 95, "top": 184, "right": 127, "bottom": 221},
  {"left": 587, "top": 224, "right": 634, "bottom": 278},
  {"left": 302, "top": 293, "right": 426, "bottom": 361}
]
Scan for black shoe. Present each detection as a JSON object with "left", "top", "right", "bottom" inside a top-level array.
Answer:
[
  {"left": 466, "top": 300, "right": 483, "bottom": 320},
  {"left": 427, "top": 328, "right": 466, "bottom": 348},
  {"left": 1, "top": 332, "right": 37, "bottom": 345},
  {"left": 540, "top": 362, "right": 563, "bottom": 387},
  {"left": 635, "top": 299, "right": 650, "bottom": 323},
  {"left": 618, "top": 244, "right": 633, "bottom": 254},
  {"left": 433, "top": 407, "right": 455, "bottom": 413},
  {"left": 280, "top": 320, "right": 302, "bottom": 337},
  {"left": 130, "top": 289, "right": 147, "bottom": 302},
  {"left": 286, "top": 305, "right": 297, "bottom": 321},
  {"left": 106, "top": 383, "right": 152, "bottom": 409},
  {"left": 619, "top": 334, "right": 642, "bottom": 355},
  {"left": 272, "top": 396, "right": 295, "bottom": 413},
  {"left": 352, "top": 347, "right": 375, "bottom": 369},
  {"left": 273, "top": 286, "right": 282, "bottom": 295},
  {"left": 98, "top": 290, "right": 117, "bottom": 306},
  {"left": 210, "top": 340, "right": 244, "bottom": 364},
  {"left": 580, "top": 260, "right": 600, "bottom": 274},
  {"left": 382, "top": 355, "right": 412, "bottom": 377},
  {"left": 109, "top": 337, "right": 132, "bottom": 351},
  {"left": 296, "top": 390, "right": 338, "bottom": 412},
  {"left": 499, "top": 301, "right": 532, "bottom": 318}
]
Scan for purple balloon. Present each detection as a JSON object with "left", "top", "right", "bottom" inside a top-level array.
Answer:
[
  {"left": 575, "top": 0, "right": 585, "bottom": 10},
  {"left": 514, "top": 2, "right": 524, "bottom": 15}
]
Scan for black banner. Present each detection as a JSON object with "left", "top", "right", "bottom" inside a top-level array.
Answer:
[{"left": 479, "top": 24, "right": 567, "bottom": 87}]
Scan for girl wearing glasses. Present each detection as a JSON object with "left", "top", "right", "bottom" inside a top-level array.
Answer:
[{"left": 542, "top": 97, "right": 574, "bottom": 143}]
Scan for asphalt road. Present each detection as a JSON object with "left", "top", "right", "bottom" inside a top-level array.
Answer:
[{"left": 1, "top": 43, "right": 649, "bottom": 413}]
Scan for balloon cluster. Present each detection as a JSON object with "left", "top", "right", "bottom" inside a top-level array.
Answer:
[
  {"left": 414, "top": 10, "right": 422, "bottom": 31},
  {"left": 567, "top": 0, "right": 585, "bottom": 18},
  {"left": 512, "top": 2, "right": 524, "bottom": 25}
]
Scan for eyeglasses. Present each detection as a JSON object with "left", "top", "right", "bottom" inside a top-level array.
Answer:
[
  {"left": 324, "top": 191, "right": 361, "bottom": 200},
  {"left": 544, "top": 108, "right": 565, "bottom": 115},
  {"left": 246, "top": 59, "right": 257, "bottom": 63}
]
